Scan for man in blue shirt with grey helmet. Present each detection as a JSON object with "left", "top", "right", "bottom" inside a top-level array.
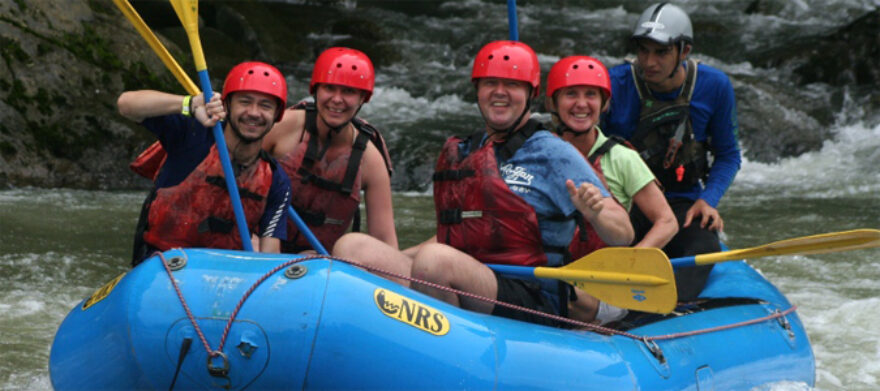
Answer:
[{"left": 602, "top": 3, "right": 742, "bottom": 300}]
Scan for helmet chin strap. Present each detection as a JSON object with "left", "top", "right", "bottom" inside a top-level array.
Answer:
[
  {"left": 314, "top": 95, "right": 361, "bottom": 135},
  {"left": 549, "top": 97, "right": 593, "bottom": 137},
  {"left": 224, "top": 100, "right": 270, "bottom": 145},
  {"left": 228, "top": 117, "right": 270, "bottom": 144},
  {"left": 667, "top": 41, "right": 685, "bottom": 79},
  {"left": 480, "top": 86, "right": 533, "bottom": 140},
  {"left": 633, "top": 40, "right": 685, "bottom": 82},
  {"left": 553, "top": 119, "right": 592, "bottom": 136}
]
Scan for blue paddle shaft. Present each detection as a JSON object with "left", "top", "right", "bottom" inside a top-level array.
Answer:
[
  {"left": 197, "top": 69, "right": 254, "bottom": 252},
  {"left": 486, "top": 264, "right": 536, "bottom": 280},
  {"left": 671, "top": 256, "right": 698, "bottom": 268},
  {"left": 507, "top": 0, "right": 519, "bottom": 41},
  {"left": 287, "top": 206, "right": 329, "bottom": 255}
]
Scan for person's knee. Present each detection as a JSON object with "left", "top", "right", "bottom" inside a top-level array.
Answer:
[
  {"left": 332, "top": 232, "right": 375, "bottom": 257},
  {"left": 412, "top": 243, "right": 456, "bottom": 281}
]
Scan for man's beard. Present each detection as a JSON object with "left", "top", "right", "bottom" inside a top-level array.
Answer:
[{"left": 229, "top": 116, "right": 272, "bottom": 144}]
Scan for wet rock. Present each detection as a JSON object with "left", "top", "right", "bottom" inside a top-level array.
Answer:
[
  {"left": 750, "top": 9, "right": 880, "bottom": 87},
  {"left": 0, "top": 0, "right": 177, "bottom": 189}
]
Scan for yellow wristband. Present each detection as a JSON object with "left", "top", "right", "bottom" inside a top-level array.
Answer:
[{"left": 181, "top": 95, "right": 192, "bottom": 117}]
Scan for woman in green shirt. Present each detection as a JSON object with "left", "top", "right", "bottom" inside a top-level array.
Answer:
[{"left": 546, "top": 56, "right": 678, "bottom": 253}]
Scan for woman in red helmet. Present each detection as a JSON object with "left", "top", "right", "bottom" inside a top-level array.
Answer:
[
  {"left": 118, "top": 62, "right": 292, "bottom": 265},
  {"left": 262, "top": 47, "right": 396, "bottom": 254},
  {"left": 546, "top": 56, "right": 677, "bottom": 258},
  {"left": 335, "top": 41, "right": 633, "bottom": 326}
]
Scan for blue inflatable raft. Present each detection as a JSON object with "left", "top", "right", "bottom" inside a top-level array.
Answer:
[{"left": 49, "top": 248, "right": 815, "bottom": 389}]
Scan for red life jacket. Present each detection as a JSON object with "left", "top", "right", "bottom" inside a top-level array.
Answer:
[
  {"left": 129, "top": 141, "right": 166, "bottom": 181},
  {"left": 278, "top": 102, "right": 392, "bottom": 253},
  {"left": 143, "top": 145, "right": 273, "bottom": 251},
  {"left": 433, "top": 120, "right": 559, "bottom": 267},
  {"left": 568, "top": 136, "right": 633, "bottom": 259}
]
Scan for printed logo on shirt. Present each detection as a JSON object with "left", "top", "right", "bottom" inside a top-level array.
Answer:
[{"left": 500, "top": 163, "right": 534, "bottom": 186}]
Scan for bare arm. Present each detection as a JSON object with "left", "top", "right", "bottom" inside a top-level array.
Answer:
[
  {"left": 117, "top": 90, "right": 223, "bottom": 126},
  {"left": 262, "top": 109, "right": 305, "bottom": 157},
  {"left": 566, "top": 179, "right": 634, "bottom": 246},
  {"left": 631, "top": 182, "right": 678, "bottom": 248},
  {"left": 258, "top": 237, "right": 281, "bottom": 253},
  {"left": 361, "top": 143, "right": 399, "bottom": 249}
]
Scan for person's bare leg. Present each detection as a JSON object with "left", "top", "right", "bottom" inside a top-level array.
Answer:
[
  {"left": 333, "top": 232, "right": 413, "bottom": 287},
  {"left": 411, "top": 243, "right": 498, "bottom": 313},
  {"left": 567, "top": 287, "right": 600, "bottom": 323}
]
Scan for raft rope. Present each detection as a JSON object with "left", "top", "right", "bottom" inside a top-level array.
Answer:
[{"left": 158, "top": 250, "right": 800, "bottom": 366}]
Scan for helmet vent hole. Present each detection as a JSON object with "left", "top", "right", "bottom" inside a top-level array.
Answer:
[
  {"left": 588, "top": 64, "right": 594, "bottom": 69},
  {"left": 264, "top": 71, "right": 269, "bottom": 76},
  {"left": 503, "top": 55, "right": 510, "bottom": 61},
  {"left": 336, "top": 63, "right": 342, "bottom": 68},
  {"left": 247, "top": 70, "right": 254, "bottom": 74},
  {"left": 572, "top": 65, "right": 579, "bottom": 69},
  {"left": 488, "top": 54, "right": 494, "bottom": 60},
  {"left": 352, "top": 65, "right": 358, "bottom": 70}
]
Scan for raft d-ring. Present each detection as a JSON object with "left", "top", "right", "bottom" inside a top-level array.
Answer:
[
  {"left": 166, "top": 256, "right": 187, "bottom": 271},
  {"left": 642, "top": 337, "right": 666, "bottom": 365},
  {"left": 284, "top": 265, "right": 308, "bottom": 279},
  {"left": 775, "top": 310, "right": 795, "bottom": 338},
  {"left": 206, "top": 350, "right": 230, "bottom": 377}
]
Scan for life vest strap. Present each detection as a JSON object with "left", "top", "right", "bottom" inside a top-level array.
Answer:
[
  {"left": 432, "top": 169, "right": 476, "bottom": 181},
  {"left": 205, "top": 175, "right": 265, "bottom": 201},
  {"left": 198, "top": 216, "right": 234, "bottom": 234}
]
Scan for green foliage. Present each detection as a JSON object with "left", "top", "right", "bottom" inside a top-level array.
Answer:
[
  {"left": 86, "top": 0, "right": 114, "bottom": 15},
  {"left": 27, "top": 115, "right": 112, "bottom": 161},
  {"left": 61, "top": 24, "right": 123, "bottom": 70},
  {"left": 0, "top": 36, "right": 30, "bottom": 63},
  {"left": 5, "top": 79, "right": 29, "bottom": 113}
]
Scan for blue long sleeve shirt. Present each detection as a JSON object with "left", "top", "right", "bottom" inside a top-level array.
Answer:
[{"left": 601, "top": 61, "right": 742, "bottom": 207}]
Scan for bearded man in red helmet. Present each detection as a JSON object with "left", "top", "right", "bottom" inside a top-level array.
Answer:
[
  {"left": 335, "top": 41, "right": 634, "bottom": 326},
  {"left": 118, "top": 62, "right": 292, "bottom": 266},
  {"left": 262, "top": 47, "right": 396, "bottom": 255}
]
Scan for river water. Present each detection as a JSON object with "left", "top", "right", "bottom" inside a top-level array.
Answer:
[{"left": 3, "top": 0, "right": 880, "bottom": 389}]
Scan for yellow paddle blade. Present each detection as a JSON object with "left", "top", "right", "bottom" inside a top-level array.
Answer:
[
  {"left": 537, "top": 247, "right": 677, "bottom": 314},
  {"left": 168, "top": 0, "right": 191, "bottom": 27},
  {"left": 112, "top": 0, "right": 199, "bottom": 94},
  {"left": 169, "top": 0, "right": 207, "bottom": 70},
  {"left": 694, "top": 229, "right": 880, "bottom": 265}
]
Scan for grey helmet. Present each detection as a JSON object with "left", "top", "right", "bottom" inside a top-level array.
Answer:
[{"left": 632, "top": 3, "right": 693, "bottom": 45}]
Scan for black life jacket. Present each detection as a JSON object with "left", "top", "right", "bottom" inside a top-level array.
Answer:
[{"left": 629, "top": 59, "right": 709, "bottom": 192}]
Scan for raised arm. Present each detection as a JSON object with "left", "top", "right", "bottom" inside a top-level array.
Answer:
[{"left": 117, "top": 90, "right": 224, "bottom": 126}]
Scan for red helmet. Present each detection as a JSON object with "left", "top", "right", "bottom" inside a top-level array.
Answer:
[
  {"left": 310, "top": 47, "right": 375, "bottom": 102},
  {"left": 471, "top": 40, "right": 540, "bottom": 97},
  {"left": 222, "top": 62, "right": 288, "bottom": 122},
  {"left": 546, "top": 56, "right": 611, "bottom": 101}
]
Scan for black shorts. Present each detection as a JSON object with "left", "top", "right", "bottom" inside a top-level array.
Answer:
[
  {"left": 491, "top": 273, "right": 565, "bottom": 327},
  {"left": 631, "top": 197, "right": 720, "bottom": 301}
]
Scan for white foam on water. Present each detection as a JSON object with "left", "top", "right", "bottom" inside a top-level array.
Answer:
[
  {"left": 752, "top": 380, "right": 813, "bottom": 391},
  {"left": 805, "top": 297, "right": 880, "bottom": 390},
  {"left": 360, "top": 86, "right": 471, "bottom": 124},
  {"left": 733, "top": 121, "right": 880, "bottom": 197}
]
